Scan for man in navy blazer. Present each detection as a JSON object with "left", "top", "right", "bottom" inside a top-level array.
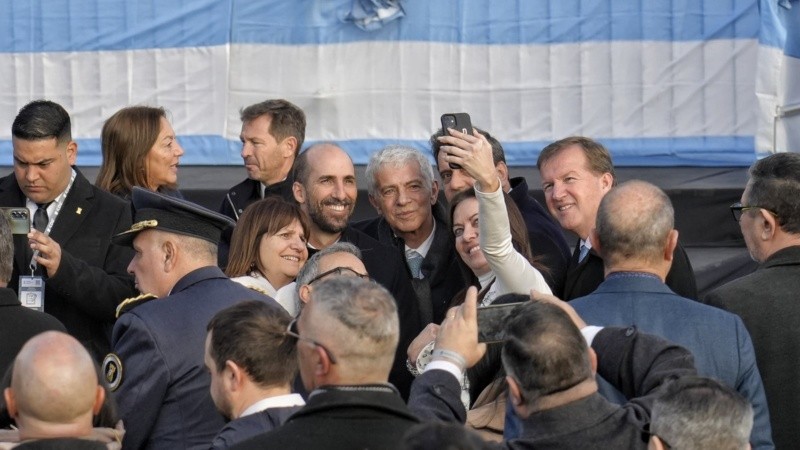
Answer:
[{"left": 569, "top": 180, "right": 772, "bottom": 449}]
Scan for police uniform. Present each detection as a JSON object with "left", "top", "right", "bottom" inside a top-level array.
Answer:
[{"left": 104, "top": 188, "right": 279, "bottom": 450}]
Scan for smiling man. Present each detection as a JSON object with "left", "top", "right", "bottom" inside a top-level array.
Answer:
[
  {"left": 292, "top": 143, "right": 423, "bottom": 400},
  {"left": 354, "top": 145, "right": 465, "bottom": 324},
  {"left": 537, "top": 136, "right": 697, "bottom": 300},
  {"left": 0, "top": 100, "right": 135, "bottom": 361}
]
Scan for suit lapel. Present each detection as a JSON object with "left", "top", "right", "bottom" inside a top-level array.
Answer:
[
  {"left": 563, "top": 239, "right": 588, "bottom": 299},
  {"left": 48, "top": 171, "right": 93, "bottom": 245}
]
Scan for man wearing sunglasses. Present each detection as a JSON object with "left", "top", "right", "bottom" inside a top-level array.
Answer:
[
  {"left": 704, "top": 152, "right": 800, "bottom": 450},
  {"left": 232, "top": 276, "right": 422, "bottom": 450}
]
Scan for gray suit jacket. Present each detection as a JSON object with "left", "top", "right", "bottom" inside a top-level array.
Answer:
[{"left": 704, "top": 245, "right": 800, "bottom": 450}]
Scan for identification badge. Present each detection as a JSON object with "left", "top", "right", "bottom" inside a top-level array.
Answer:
[{"left": 18, "top": 276, "right": 44, "bottom": 311}]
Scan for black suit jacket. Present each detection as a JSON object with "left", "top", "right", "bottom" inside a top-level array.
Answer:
[
  {"left": 0, "top": 287, "right": 66, "bottom": 378},
  {"left": 704, "top": 245, "right": 800, "bottom": 450},
  {"left": 0, "top": 170, "right": 136, "bottom": 359},
  {"left": 562, "top": 239, "right": 697, "bottom": 301},
  {"left": 230, "top": 385, "right": 420, "bottom": 450},
  {"left": 508, "top": 177, "right": 572, "bottom": 294},
  {"left": 352, "top": 202, "right": 466, "bottom": 324},
  {"left": 308, "top": 227, "right": 423, "bottom": 401},
  {"left": 411, "top": 327, "right": 696, "bottom": 450}
]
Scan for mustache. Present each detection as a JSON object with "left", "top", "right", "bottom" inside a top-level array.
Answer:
[{"left": 321, "top": 198, "right": 353, "bottom": 207}]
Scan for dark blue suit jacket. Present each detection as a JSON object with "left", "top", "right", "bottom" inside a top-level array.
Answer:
[
  {"left": 111, "top": 266, "right": 278, "bottom": 450},
  {"left": 571, "top": 273, "right": 773, "bottom": 450}
]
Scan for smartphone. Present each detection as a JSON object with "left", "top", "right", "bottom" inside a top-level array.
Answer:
[
  {"left": 440, "top": 113, "right": 473, "bottom": 170},
  {"left": 0, "top": 207, "right": 31, "bottom": 234},
  {"left": 477, "top": 302, "right": 523, "bottom": 343}
]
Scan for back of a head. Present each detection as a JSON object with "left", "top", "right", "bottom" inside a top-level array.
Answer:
[
  {"left": 501, "top": 301, "right": 592, "bottom": 408},
  {"left": 650, "top": 376, "right": 753, "bottom": 450},
  {"left": 747, "top": 152, "right": 800, "bottom": 235},
  {"left": 0, "top": 214, "right": 13, "bottom": 284},
  {"left": 295, "top": 242, "right": 363, "bottom": 289},
  {"left": 11, "top": 331, "right": 99, "bottom": 426},
  {"left": 241, "top": 99, "right": 306, "bottom": 154},
  {"left": 308, "top": 276, "right": 399, "bottom": 378},
  {"left": 12, "top": 100, "right": 71, "bottom": 144},
  {"left": 595, "top": 180, "right": 674, "bottom": 266},
  {"left": 207, "top": 300, "right": 297, "bottom": 388}
]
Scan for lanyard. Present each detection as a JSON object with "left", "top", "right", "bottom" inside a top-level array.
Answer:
[{"left": 29, "top": 170, "right": 77, "bottom": 274}]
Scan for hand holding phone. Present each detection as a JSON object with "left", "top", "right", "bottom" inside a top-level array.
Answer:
[{"left": 440, "top": 113, "right": 473, "bottom": 170}]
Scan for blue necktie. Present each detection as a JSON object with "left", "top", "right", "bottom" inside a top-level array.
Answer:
[
  {"left": 578, "top": 243, "right": 590, "bottom": 263},
  {"left": 407, "top": 251, "right": 424, "bottom": 279}
]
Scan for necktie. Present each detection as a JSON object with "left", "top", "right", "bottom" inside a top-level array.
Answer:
[
  {"left": 578, "top": 243, "right": 590, "bottom": 263},
  {"left": 407, "top": 251, "right": 424, "bottom": 279},
  {"left": 33, "top": 203, "right": 51, "bottom": 232}
]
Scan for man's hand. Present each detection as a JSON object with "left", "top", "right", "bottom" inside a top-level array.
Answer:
[
  {"left": 530, "top": 289, "right": 587, "bottom": 329},
  {"left": 437, "top": 129, "right": 500, "bottom": 192},
  {"left": 28, "top": 230, "right": 62, "bottom": 277},
  {"left": 434, "top": 286, "right": 487, "bottom": 369},
  {"left": 407, "top": 323, "right": 439, "bottom": 365}
]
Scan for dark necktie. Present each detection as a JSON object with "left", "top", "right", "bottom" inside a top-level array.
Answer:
[{"left": 33, "top": 203, "right": 51, "bottom": 232}]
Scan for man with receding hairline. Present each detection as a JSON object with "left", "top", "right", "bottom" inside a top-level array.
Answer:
[
  {"left": 3, "top": 331, "right": 107, "bottom": 447},
  {"left": 569, "top": 180, "right": 772, "bottom": 449}
]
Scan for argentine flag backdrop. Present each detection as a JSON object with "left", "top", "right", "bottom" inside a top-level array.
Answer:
[{"left": 0, "top": 0, "right": 793, "bottom": 167}]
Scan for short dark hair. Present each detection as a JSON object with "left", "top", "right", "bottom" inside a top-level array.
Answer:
[
  {"left": 240, "top": 99, "right": 306, "bottom": 155},
  {"left": 747, "top": 152, "right": 800, "bottom": 234},
  {"left": 501, "top": 301, "right": 592, "bottom": 409},
  {"left": 537, "top": 136, "right": 616, "bottom": 185},
  {"left": 206, "top": 301, "right": 297, "bottom": 387},
  {"left": 650, "top": 376, "right": 753, "bottom": 450},
  {"left": 12, "top": 100, "right": 72, "bottom": 145},
  {"left": 430, "top": 126, "right": 506, "bottom": 169}
]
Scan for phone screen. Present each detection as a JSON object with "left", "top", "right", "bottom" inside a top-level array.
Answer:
[{"left": 477, "top": 302, "right": 523, "bottom": 343}]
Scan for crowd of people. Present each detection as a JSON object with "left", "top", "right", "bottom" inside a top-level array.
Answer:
[{"left": 0, "top": 98, "right": 797, "bottom": 449}]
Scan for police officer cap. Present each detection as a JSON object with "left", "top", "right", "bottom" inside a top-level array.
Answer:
[{"left": 113, "top": 187, "right": 235, "bottom": 246}]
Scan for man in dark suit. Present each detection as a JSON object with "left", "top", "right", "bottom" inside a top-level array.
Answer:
[
  {"left": 569, "top": 180, "right": 772, "bottom": 449},
  {"left": 431, "top": 128, "right": 571, "bottom": 293},
  {"left": 407, "top": 286, "right": 697, "bottom": 450},
  {"left": 704, "top": 152, "right": 800, "bottom": 450},
  {"left": 353, "top": 145, "right": 465, "bottom": 324},
  {"left": 106, "top": 188, "right": 279, "bottom": 450},
  {"left": 0, "top": 100, "right": 135, "bottom": 360},
  {"left": 232, "top": 277, "right": 421, "bottom": 450},
  {"left": 0, "top": 213, "right": 65, "bottom": 378},
  {"left": 536, "top": 136, "right": 697, "bottom": 300},
  {"left": 219, "top": 99, "right": 305, "bottom": 220},
  {"left": 291, "top": 142, "right": 422, "bottom": 399},
  {"left": 206, "top": 301, "right": 304, "bottom": 449}
]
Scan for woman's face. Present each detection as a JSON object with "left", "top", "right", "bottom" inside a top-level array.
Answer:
[
  {"left": 145, "top": 117, "right": 184, "bottom": 191},
  {"left": 258, "top": 219, "right": 309, "bottom": 289},
  {"left": 452, "top": 197, "right": 490, "bottom": 276}
]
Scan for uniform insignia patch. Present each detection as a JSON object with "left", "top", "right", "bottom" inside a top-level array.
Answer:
[
  {"left": 102, "top": 353, "right": 123, "bottom": 391},
  {"left": 115, "top": 293, "right": 158, "bottom": 318}
]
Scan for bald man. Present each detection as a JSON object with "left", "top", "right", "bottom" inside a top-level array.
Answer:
[{"left": 4, "top": 331, "right": 105, "bottom": 446}]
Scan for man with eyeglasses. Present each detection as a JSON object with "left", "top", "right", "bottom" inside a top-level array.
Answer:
[
  {"left": 232, "top": 276, "right": 423, "bottom": 450},
  {"left": 704, "top": 152, "right": 800, "bottom": 450},
  {"left": 291, "top": 142, "right": 423, "bottom": 400}
]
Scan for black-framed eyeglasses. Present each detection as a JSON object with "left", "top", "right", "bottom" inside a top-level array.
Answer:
[
  {"left": 285, "top": 318, "right": 338, "bottom": 364},
  {"left": 307, "top": 266, "right": 370, "bottom": 285},
  {"left": 730, "top": 202, "right": 778, "bottom": 223}
]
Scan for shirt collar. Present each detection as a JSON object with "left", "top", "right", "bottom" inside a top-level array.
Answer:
[
  {"left": 404, "top": 220, "right": 437, "bottom": 258},
  {"left": 240, "top": 393, "right": 305, "bottom": 418}
]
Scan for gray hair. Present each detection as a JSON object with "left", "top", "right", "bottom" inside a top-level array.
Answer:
[
  {"left": 308, "top": 276, "right": 399, "bottom": 375},
  {"left": 595, "top": 180, "right": 674, "bottom": 266},
  {"left": 365, "top": 145, "right": 435, "bottom": 198},
  {"left": 650, "top": 376, "right": 753, "bottom": 450},
  {"left": 295, "top": 242, "right": 363, "bottom": 296},
  {"left": 0, "top": 214, "right": 12, "bottom": 283}
]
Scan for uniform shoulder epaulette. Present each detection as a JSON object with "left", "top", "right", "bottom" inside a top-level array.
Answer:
[
  {"left": 116, "top": 293, "right": 158, "bottom": 318},
  {"left": 244, "top": 284, "right": 271, "bottom": 297}
]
